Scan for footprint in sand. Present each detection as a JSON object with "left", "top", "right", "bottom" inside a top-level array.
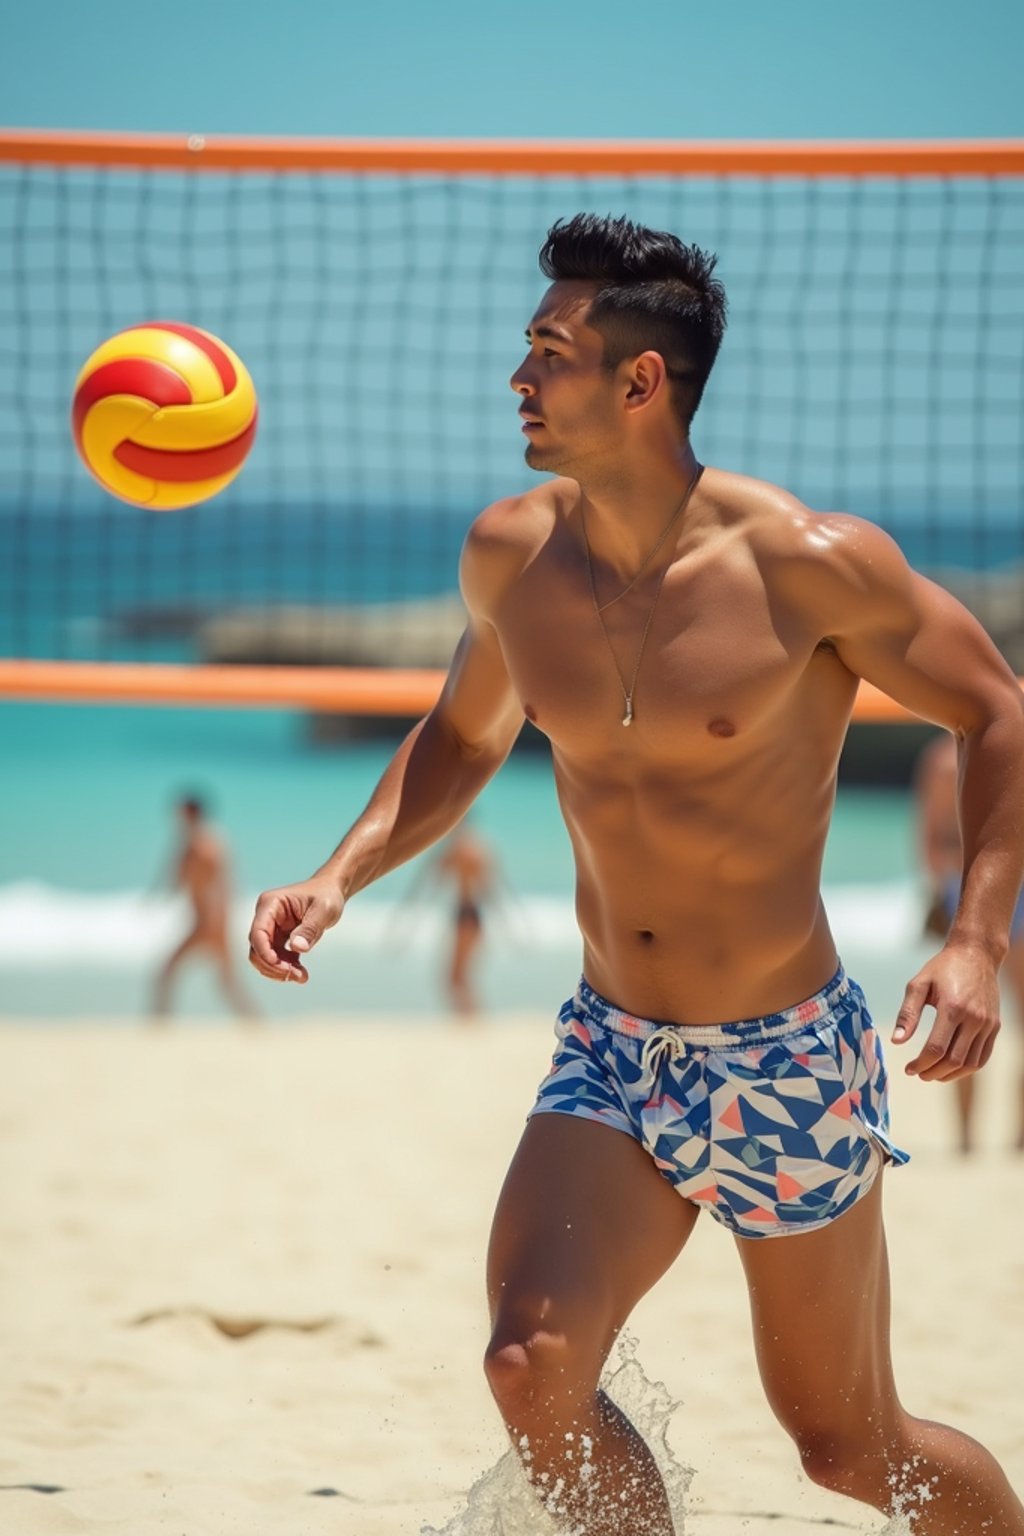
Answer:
[{"left": 129, "top": 1306, "right": 385, "bottom": 1346}]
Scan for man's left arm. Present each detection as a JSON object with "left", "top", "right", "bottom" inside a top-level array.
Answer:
[{"left": 813, "top": 515, "right": 1024, "bottom": 1082}]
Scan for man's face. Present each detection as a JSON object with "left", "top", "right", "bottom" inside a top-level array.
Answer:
[{"left": 509, "top": 281, "right": 622, "bottom": 475}]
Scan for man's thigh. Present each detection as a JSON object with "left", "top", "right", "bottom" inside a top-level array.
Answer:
[
  {"left": 734, "top": 1175, "right": 899, "bottom": 1432},
  {"left": 487, "top": 1113, "right": 700, "bottom": 1346}
]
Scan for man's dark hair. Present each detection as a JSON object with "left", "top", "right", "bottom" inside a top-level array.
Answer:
[
  {"left": 178, "top": 793, "right": 206, "bottom": 818},
  {"left": 539, "top": 213, "right": 727, "bottom": 431}
]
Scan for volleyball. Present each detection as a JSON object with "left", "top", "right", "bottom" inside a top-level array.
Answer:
[{"left": 71, "top": 321, "right": 258, "bottom": 510}]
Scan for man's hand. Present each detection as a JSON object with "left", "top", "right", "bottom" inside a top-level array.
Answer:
[
  {"left": 892, "top": 942, "right": 1002, "bottom": 1080},
  {"left": 248, "top": 876, "right": 344, "bottom": 984}
]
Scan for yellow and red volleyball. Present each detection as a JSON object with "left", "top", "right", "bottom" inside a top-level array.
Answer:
[{"left": 71, "top": 322, "right": 258, "bottom": 510}]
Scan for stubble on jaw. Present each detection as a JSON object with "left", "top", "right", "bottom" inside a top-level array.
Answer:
[{"left": 524, "top": 441, "right": 571, "bottom": 476}]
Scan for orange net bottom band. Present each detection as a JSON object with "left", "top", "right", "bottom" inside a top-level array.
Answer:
[{"left": 0, "top": 659, "right": 979, "bottom": 723}]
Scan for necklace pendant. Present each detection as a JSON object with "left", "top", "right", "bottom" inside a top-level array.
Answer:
[{"left": 622, "top": 703, "right": 633, "bottom": 727}]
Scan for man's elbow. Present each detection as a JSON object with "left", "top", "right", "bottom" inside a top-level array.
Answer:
[
  {"left": 966, "top": 677, "right": 1024, "bottom": 744},
  {"left": 429, "top": 703, "right": 520, "bottom": 771},
  {"left": 994, "top": 674, "right": 1024, "bottom": 728}
]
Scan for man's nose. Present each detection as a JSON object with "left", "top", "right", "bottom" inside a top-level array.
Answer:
[{"left": 509, "top": 359, "right": 535, "bottom": 396}]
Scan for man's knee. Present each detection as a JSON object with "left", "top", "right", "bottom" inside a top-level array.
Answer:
[
  {"left": 485, "top": 1327, "right": 571, "bottom": 1402},
  {"left": 484, "top": 1305, "right": 605, "bottom": 1414},
  {"left": 793, "top": 1425, "right": 891, "bottom": 1507}
]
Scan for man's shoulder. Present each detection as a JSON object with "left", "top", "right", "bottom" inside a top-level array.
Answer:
[
  {"left": 460, "top": 481, "right": 572, "bottom": 616},
  {"left": 713, "top": 472, "right": 906, "bottom": 577},
  {"left": 771, "top": 508, "right": 911, "bottom": 601},
  {"left": 705, "top": 473, "right": 922, "bottom": 639},
  {"left": 466, "top": 479, "right": 571, "bottom": 550}
]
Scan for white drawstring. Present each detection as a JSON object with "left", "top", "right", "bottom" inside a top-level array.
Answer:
[{"left": 640, "top": 1027, "right": 686, "bottom": 1083}]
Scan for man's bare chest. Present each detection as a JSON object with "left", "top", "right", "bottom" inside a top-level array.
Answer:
[{"left": 494, "top": 556, "right": 832, "bottom": 753}]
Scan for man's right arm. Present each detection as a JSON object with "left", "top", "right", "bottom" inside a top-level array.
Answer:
[{"left": 248, "top": 506, "right": 526, "bottom": 983}]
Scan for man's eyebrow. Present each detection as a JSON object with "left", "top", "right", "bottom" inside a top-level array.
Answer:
[{"left": 525, "top": 323, "right": 574, "bottom": 343}]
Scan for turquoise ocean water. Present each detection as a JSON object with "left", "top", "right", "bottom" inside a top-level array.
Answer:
[{"left": 1, "top": 699, "right": 931, "bottom": 1022}]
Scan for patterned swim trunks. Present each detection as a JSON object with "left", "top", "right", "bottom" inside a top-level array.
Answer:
[{"left": 529, "top": 966, "right": 909, "bottom": 1239}]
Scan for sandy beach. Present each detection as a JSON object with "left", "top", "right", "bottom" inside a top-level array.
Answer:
[{"left": 2, "top": 1013, "right": 1022, "bottom": 1536}]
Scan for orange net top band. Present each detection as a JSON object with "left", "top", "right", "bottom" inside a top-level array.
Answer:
[{"left": 2, "top": 131, "right": 1024, "bottom": 176}]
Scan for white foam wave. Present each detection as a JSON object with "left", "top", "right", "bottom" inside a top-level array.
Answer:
[
  {"left": 0, "top": 879, "right": 924, "bottom": 970},
  {"left": 0, "top": 882, "right": 187, "bottom": 965},
  {"left": 821, "top": 880, "right": 922, "bottom": 950},
  {"left": 0, "top": 882, "right": 580, "bottom": 968}
]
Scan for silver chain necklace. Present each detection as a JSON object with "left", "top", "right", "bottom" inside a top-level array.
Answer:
[{"left": 581, "top": 465, "right": 702, "bottom": 727}]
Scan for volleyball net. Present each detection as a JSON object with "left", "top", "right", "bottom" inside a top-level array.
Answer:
[{"left": 2, "top": 132, "right": 1023, "bottom": 719}]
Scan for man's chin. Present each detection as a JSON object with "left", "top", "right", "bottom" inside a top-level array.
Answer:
[{"left": 524, "top": 441, "right": 563, "bottom": 472}]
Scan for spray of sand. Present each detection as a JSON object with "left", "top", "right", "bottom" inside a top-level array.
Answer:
[
  {"left": 422, "top": 1333, "right": 692, "bottom": 1536},
  {"left": 421, "top": 1333, "right": 967, "bottom": 1534}
]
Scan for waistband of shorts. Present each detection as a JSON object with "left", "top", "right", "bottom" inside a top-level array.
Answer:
[{"left": 572, "top": 965, "right": 851, "bottom": 1048}]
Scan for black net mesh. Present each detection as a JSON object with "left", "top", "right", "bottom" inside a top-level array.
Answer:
[{"left": 2, "top": 163, "right": 1023, "bottom": 673}]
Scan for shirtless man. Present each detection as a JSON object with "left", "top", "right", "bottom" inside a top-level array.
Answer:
[
  {"left": 915, "top": 730, "right": 1024, "bottom": 1152},
  {"left": 248, "top": 215, "right": 1024, "bottom": 1534},
  {"left": 153, "top": 794, "right": 256, "bottom": 1021}
]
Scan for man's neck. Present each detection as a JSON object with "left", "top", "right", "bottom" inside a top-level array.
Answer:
[{"left": 573, "top": 444, "right": 702, "bottom": 576}]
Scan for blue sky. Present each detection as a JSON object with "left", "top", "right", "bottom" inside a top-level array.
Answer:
[{"left": 4, "top": 0, "right": 1022, "bottom": 140}]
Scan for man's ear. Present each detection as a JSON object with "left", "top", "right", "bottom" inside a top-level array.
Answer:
[{"left": 623, "top": 350, "right": 670, "bottom": 414}]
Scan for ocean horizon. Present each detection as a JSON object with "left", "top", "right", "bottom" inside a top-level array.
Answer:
[{"left": 5, "top": 503, "right": 1022, "bottom": 664}]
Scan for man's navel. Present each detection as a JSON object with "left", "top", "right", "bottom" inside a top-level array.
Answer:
[{"left": 707, "top": 717, "right": 736, "bottom": 739}]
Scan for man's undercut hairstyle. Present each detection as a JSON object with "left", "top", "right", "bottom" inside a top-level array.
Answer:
[{"left": 539, "top": 213, "right": 727, "bottom": 431}]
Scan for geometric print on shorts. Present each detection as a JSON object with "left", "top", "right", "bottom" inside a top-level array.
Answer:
[{"left": 528, "top": 965, "right": 909, "bottom": 1240}]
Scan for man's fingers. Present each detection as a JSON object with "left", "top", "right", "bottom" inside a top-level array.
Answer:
[
  {"left": 978, "top": 1031, "right": 998, "bottom": 1069},
  {"left": 905, "top": 998, "right": 956, "bottom": 1076},
  {"left": 895, "top": 955, "right": 1002, "bottom": 1083},
  {"left": 248, "top": 896, "right": 288, "bottom": 964},
  {"left": 285, "top": 920, "right": 321, "bottom": 954},
  {"left": 906, "top": 1035, "right": 948, "bottom": 1077},
  {"left": 249, "top": 911, "right": 282, "bottom": 967},
  {"left": 916, "top": 1020, "right": 976, "bottom": 1082},
  {"left": 248, "top": 887, "right": 342, "bottom": 983},
  {"left": 247, "top": 936, "right": 308, "bottom": 982},
  {"left": 892, "top": 976, "right": 929, "bottom": 1044},
  {"left": 248, "top": 943, "right": 308, "bottom": 984},
  {"left": 940, "top": 1028, "right": 990, "bottom": 1083},
  {"left": 907, "top": 1004, "right": 999, "bottom": 1080},
  {"left": 953, "top": 1022, "right": 992, "bottom": 1075},
  {"left": 964, "top": 1032, "right": 988, "bottom": 1070},
  {"left": 284, "top": 895, "right": 342, "bottom": 955},
  {"left": 248, "top": 893, "right": 312, "bottom": 982}
]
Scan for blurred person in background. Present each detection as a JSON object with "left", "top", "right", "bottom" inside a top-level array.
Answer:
[
  {"left": 152, "top": 793, "right": 258, "bottom": 1023},
  {"left": 396, "top": 818, "right": 499, "bottom": 1018},
  {"left": 434, "top": 818, "right": 497, "bottom": 1018},
  {"left": 915, "top": 730, "right": 1024, "bottom": 1152}
]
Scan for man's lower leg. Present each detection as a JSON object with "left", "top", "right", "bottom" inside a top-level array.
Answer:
[
  {"left": 804, "top": 1412, "right": 1024, "bottom": 1534},
  {"left": 511, "top": 1388, "right": 674, "bottom": 1536},
  {"left": 486, "top": 1336, "right": 676, "bottom": 1536}
]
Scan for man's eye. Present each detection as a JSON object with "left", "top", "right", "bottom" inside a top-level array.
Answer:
[{"left": 543, "top": 348, "right": 560, "bottom": 358}]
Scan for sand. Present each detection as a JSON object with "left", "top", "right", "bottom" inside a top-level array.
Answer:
[{"left": 1, "top": 1014, "right": 1022, "bottom": 1535}]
